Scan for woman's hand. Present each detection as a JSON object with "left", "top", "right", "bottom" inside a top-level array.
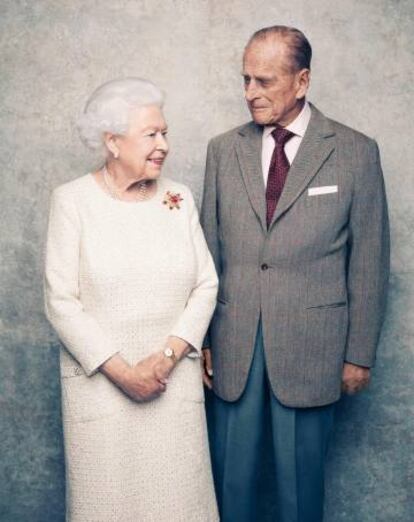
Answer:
[
  {"left": 100, "top": 354, "right": 166, "bottom": 402},
  {"left": 150, "top": 337, "right": 193, "bottom": 385},
  {"left": 149, "top": 352, "right": 175, "bottom": 385},
  {"left": 100, "top": 337, "right": 191, "bottom": 402},
  {"left": 124, "top": 354, "right": 170, "bottom": 401},
  {"left": 132, "top": 337, "right": 192, "bottom": 392}
]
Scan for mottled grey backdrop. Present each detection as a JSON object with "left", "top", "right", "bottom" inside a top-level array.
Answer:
[{"left": 0, "top": 0, "right": 413, "bottom": 520}]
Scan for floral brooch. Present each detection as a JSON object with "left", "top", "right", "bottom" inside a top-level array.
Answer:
[{"left": 163, "top": 191, "right": 183, "bottom": 210}]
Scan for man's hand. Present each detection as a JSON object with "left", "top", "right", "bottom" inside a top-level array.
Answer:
[
  {"left": 201, "top": 348, "right": 213, "bottom": 390},
  {"left": 341, "top": 362, "right": 370, "bottom": 395}
]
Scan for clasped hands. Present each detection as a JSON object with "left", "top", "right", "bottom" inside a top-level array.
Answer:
[
  {"left": 120, "top": 351, "right": 176, "bottom": 402},
  {"left": 101, "top": 338, "right": 190, "bottom": 402}
]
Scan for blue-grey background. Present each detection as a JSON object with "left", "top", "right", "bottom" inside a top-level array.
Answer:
[{"left": 0, "top": 1, "right": 413, "bottom": 520}]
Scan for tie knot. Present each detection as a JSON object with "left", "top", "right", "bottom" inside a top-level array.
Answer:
[{"left": 271, "top": 127, "right": 295, "bottom": 146}]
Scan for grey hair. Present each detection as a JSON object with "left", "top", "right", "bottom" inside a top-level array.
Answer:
[
  {"left": 77, "top": 77, "right": 164, "bottom": 156},
  {"left": 246, "top": 26, "right": 312, "bottom": 72}
]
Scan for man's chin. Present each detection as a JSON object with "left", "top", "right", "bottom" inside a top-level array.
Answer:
[{"left": 250, "top": 109, "right": 273, "bottom": 126}]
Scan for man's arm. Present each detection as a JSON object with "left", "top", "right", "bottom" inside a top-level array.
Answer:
[
  {"left": 200, "top": 139, "right": 221, "bottom": 273},
  {"left": 200, "top": 139, "right": 221, "bottom": 388},
  {"left": 343, "top": 139, "right": 390, "bottom": 392}
]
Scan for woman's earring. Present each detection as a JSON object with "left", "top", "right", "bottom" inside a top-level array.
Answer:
[{"left": 113, "top": 151, "right": 119, "bottom": 159}]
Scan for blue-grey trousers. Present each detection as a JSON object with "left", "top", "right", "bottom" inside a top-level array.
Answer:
[{"left": 210, "top": 321, "right": 335, "bottom": 522}]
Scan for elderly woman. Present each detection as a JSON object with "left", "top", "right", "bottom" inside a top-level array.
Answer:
[{"left": 44, "top": 78, "right": 219, "bottom": 521}]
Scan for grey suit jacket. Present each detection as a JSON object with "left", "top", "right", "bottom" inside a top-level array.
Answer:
[{"left": 201, "top": 104, "right": 390, "bottom": 407}]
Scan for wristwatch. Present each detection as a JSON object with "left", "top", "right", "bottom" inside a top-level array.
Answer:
[{"left": 163, "top": 346, "right": 177, "bottom": 365}]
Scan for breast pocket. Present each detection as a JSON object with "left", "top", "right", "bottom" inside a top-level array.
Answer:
[{"left": 305, "top": 188, "right": 339, "bottom": 208}]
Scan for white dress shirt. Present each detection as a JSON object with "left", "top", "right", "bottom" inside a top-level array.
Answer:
[{"left": 261, "top": 101, "right": 312, "bottom": 186}]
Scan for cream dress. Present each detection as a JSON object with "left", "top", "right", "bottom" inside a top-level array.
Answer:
[{"left": 44, "top": 174, "right": 219, "bottom": 522}]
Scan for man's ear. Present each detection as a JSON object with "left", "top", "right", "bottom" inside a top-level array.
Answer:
[{"left": 295, "top": 68, "right": 310, "bottom": 100}]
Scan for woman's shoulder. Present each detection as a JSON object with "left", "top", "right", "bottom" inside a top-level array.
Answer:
[{"left": 52, "top": 173, "right": 93, "bottom": 199}]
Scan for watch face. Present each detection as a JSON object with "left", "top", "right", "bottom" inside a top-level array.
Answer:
[{"left": 164, "top": 347, "right": 173, "bottom": 357}]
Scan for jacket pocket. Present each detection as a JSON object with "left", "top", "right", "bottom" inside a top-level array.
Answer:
[
  {"left": 306, "top": 301, "right": 347, "bottom": 310},
  {"left": 61, "top": 372, "right": 122, "bottom": 423},
  {"left": 60, "top": 365, "right": 85, "bottom": 378},
  {"left": 172, "top": 357, "right": 205, "bottom": 403}
]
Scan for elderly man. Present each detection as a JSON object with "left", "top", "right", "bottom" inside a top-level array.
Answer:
[{"left": 201, "top": 26, "right": 390, "bottom": 522}]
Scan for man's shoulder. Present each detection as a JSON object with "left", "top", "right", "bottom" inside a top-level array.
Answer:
[
  {"left": 310, "top": 104, "right": 380, "bottom": 165},
  {"left": 208, "top": 121, "right": 255, "bottom": 151},
  {"left": 311, "top": 104, "right": 378, "bottom": 158},
  {"left": 330, "top": 117, "right": 375, "bottom": 146},
  {"left": 330, "top": 118, "right": 379, "bottom": 165}
]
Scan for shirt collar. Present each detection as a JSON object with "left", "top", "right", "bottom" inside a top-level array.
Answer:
[{"left": 263, "top": 100, "right": 311, "bottom": 139}]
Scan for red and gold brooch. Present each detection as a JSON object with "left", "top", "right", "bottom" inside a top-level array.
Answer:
[{"left": 163, "top": 191, "right": 183, "bottom": 210}]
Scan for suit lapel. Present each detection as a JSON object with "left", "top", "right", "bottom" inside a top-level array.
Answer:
[
  {"left": 235, "top": 122, "right": 267, "bottom": 231},
  {"left": 270, "top": 104, "right": 336, "bottom": 228}
]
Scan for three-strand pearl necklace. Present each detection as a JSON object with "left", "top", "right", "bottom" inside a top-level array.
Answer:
[{"left": 102, "top": 165, "right": 150, "bottom": 202}]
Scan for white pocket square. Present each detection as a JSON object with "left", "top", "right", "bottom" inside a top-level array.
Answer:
[{"left": 308, "top": 185, "right": 338, "bottom": 196}]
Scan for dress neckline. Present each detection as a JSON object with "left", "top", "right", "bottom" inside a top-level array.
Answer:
[{"left": 87, "top": 172, "right": 163, "bottom": 206}]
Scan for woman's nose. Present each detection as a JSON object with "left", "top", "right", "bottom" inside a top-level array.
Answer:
[{"left": 157, "top": 133, "right": 169, "bottom": 152}]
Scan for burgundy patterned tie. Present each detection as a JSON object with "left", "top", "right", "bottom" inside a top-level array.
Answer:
[{"left": 265, "top": 127, "right": 295, "bottom": 227}]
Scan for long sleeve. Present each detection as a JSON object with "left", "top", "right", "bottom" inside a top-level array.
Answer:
[
  {"left": 44, "top": 187, "right": 119, "bottom": 376},
  {"left": 344, "top": 140, "right": 390, "bottom": 367},
  {"left": 200, "top": 139, "right": 222, "bottom": 274},
  {"left": 200, "top": 139, "right": 222, "bottom": 348},
  {"left": 169, "top": 188, "right": 218, "bottom": 354}
]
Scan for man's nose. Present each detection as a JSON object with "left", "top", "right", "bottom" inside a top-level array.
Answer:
[{"left": 245, "top": 80, "right": 258, "bottom": 101}]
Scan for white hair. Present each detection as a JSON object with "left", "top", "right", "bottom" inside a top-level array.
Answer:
[{"left": 77, "top": 77, "right": 164, "bottom": 157}]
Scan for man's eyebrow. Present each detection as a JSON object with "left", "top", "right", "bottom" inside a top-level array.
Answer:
[{"left": 241, "top": 73, "right": 275, "bottom": 82}]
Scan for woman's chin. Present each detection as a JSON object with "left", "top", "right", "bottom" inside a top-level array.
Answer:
[
  {"left": 128, "top": 167, "right": 161, "bottom": 182},
  {"left": 146, "top": 169, "right": 162, "bottom": 181}
]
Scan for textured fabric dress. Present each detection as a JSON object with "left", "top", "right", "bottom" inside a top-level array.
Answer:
[{"left": 44, "top": 174, "right": 219, "bottom": 522}]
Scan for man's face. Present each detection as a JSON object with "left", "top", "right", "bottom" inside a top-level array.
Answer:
[{"left": 242, "top": 38, "right": 309, "bottom": 127}]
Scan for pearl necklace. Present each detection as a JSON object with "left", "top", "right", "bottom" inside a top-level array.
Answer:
[{"left": 102, "top": 165, "right": 150, "bottom": 202}]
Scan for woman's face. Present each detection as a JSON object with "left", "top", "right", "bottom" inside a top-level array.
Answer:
[{"left": 113, "top": 104, "right": 169, "bottom": 181}]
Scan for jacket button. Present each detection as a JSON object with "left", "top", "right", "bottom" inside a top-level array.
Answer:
[{"left": 261, "top": 263, "right": 269, "bottom": 271}]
